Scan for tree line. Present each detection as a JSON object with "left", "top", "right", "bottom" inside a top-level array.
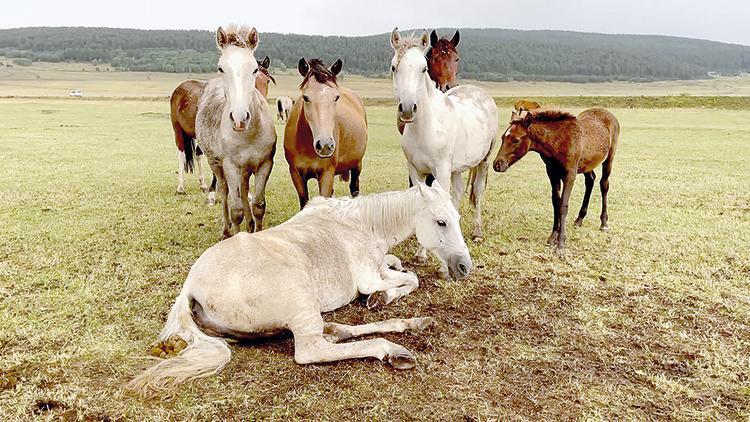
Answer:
[{"left": 1, "top": 27, "right": 749, "bottom": 82}]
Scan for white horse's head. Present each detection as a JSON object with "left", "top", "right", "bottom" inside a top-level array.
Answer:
[
  {"left": 215, "top": 25, "right": 259, "bottom": 132},
  {"left": 414, "top": 181, "right": 473, "bottom": 279},
  {"left": 389, "top": 28, "right": 431, "bottom": 123}
]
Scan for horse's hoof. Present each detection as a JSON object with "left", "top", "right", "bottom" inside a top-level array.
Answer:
[
  {"left": 367, "top": 291, "right": 387, "bottom": 309},
  {"left": 555, "top": 247, "right": 566, "bottom": 257},
  {"left": 409, "top": 317, "right": 435, "bottom": 333},
  {"left": 600, "top": 225, "right": 609, "bottom": 232},
  {"left": 388, "top": 349, "right": 416, "bottom": 370},
  {"left": 175, "top": 190, "right": 186, "bottom": 195},
  {"left": 200, "top": 186, "right": 209, "bottom": 193},
  {"left": 414, "top": 254, "right": 428, "bottom": 264},
  {"left": 574, "top": 218, "right": 583, "bottom": 227},
  {"left": 206, "top": 199, "right": 216, "bottom": 206},
  {"left": 472, "top": 235, "right": 484, "bottom": 244},
  {"left": 546, "top": 232, "right": 559, "bottom": 245}
]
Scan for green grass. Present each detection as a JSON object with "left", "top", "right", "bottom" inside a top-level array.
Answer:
[{"left": 1, "top": 98, "right": 749, "bottom": 419}]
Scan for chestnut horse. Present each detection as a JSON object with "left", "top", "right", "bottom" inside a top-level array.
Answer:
[
  {"left": 284, "top": 58, "right": 368, "bottom": 209},
  {"left": 169, "top": 56, "right": 274, "bottom": 197},
  {"left": 493, "top": 108, "right": 620, "bottom": 252}
]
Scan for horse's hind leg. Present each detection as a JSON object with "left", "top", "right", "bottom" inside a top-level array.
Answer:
[
  {"left": 206, "top": 174, "right": 217, "bottom": 206},
  {"left": 599, "top": 159, "right": 613, "bottom": 232},
  {"left": 291, "top": 315, "right": 418, "bottom": 370},
  {"left": 574, "top": 171, "right": 596, "bottom": 227},
  {"left": 323, "top": 318, "right": 433, "bottom": 343},
  {"left": 176, "top": 150, "right": 187, "bottom": 194},
  {"left": 195, "top": 147, "right": 209, "bottom": 193},
  {"left": 349, "top": 164, "right": 361, "bottom": 197},
  {"left": 250, "top": 159, "right": 273, "bottom": 232},
  {"left": 469, "top": 160, "right": 490, "bottom": 242}
]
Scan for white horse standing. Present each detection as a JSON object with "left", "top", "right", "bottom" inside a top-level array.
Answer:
[
  {"left": 197, "top": 25, "right": 277, "bottom": 239},
  {"left": 128, "top": 183, "right": 472, "bottom": 396},
  {"left": 276, "top": 95, "right": 293, "bottom": 123},
  {"left": 389, "top": 28, "right": 498, "bottom": 244}
]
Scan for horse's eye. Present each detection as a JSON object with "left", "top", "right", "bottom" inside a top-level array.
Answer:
[
  {"left": 303, "top": 95, "right": 310, "bottom": 103},
  {"left": 512, "top": 138, "right": 521, "bottom": 145},
  {"left": 253, "top": 68, "right": 258, "bottom": 74},
  {"left": 436, "top": 220, "right": 447, "bottom": 227},
  {"left": 334, "top": 95, "right": 340, "bottom": 102},
  {"left": 422, "top": 67, "right": 428, "bottom": 73},
  {"left": 218, "top": 67, "right": 224, "bottom": 73},
  {"left": 456, "top": 57, "right": 460, "bottom": 62}
]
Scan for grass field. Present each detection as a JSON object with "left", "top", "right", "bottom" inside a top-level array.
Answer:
[
  {"left": 1, "top": 97, "right": 749, "bottom": 420},
  {"left": 4, "top": 59, "right": 750, "bottom": 98}
]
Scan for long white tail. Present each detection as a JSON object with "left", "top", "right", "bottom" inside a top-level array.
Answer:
[{"left": 128, "top": 293, "right": 231, "bottom": 396}]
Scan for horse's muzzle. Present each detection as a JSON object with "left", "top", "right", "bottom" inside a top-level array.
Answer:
[
  {"left": 398, "top": 102, "right": 417, "bottom": 123},
  {"left": 314, "top": 138, "right": 335, "bottom": 158},
  {"left": 449, "top": 254, "right": 473, "bottom": 279},
  {"left": 230, "top": 111, "right": 250, "bottom": 131},
  {"left": 493, "top": 160, "right": 509, "bottom": 173}
]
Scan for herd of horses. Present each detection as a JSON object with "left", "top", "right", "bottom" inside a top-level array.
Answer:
[{"left": 131, "top": 25, "right": 620, "bottom": 396}]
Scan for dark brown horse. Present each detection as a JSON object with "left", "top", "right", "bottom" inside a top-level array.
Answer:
[
  {"left": 514, "top": 99, "right": 541, "bottom": 113},
  {"left": 284, "top": 58, "right": 368, "bottom": 209},
  {"left": 493, "top": 108, "right": 620, "bottom": 252},
  {"left": 169, "top": 56, "right": 274, "bottom": 197}
]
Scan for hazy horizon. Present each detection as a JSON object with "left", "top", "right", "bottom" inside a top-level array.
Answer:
[{"left": 3, "top": 0, "right": 749, "bottom": 47}]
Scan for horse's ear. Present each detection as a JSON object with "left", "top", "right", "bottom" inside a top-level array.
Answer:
[
  {"left": 216, "top": 26, "right": 229, "bottom": 49},
  {"left": 419, "top": 30, "right": 430, "bottom": 50},
  {"left": 522, "top": 112, "right": 533, "bottom": 128},
  {"left": 451, "top": 30, "right": 460, "bottom": 47},
  {"left": 329, "top": 59, "right": 343, "bottom": 76},
  {"left": 260, "top": 56, "right": 270, "bottom": 69},
  {"left": 430, "top": 30, "right": 438, "bottom": 48},
  {"left": 298, "top": 58, "right": 309, "bottom": 77},
  {"left": 246, "top": 27, "right": 259, "bottom": 50},
  {"left": 390, "top": 27, "right": 401, "bottom": 50},
  {"left": 416, "top": 180, "right": 430, "bottom": 198}
]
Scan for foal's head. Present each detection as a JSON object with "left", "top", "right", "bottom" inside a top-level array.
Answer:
[
  {"left": 215, "top": 25, "right": 260, "bottom": 131},
  {"left": 389, "top": 28, "right": 432, "bottom": 123},
  {"left": 298, "top": 58, "right": 343, "bottom": 158},
  {"left": 426, "top": 30, "right": 460, "bottom": 92},
  {"left": 414, "top": 181, "right": 473, "bottom": 279},
  {"left": 493, "top": 111, "right": 534, "bottom": 172},
  {"left": 255, "top": 56, "right": 276, "bottom": 98}
]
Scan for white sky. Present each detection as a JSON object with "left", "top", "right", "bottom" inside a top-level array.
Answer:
[{"left": 3, "top": 0, "right": 749, "bottom": 46}]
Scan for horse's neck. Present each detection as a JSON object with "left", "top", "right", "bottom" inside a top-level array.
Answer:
[
  {"left": 408, "top": 78, "right": 445, "bottom": 135},
  {"left": 350, "top": 189, "right": 422, "bottom": 251},
  {"left": 530, "top": 123, "right": 569, "bottom": 159}
]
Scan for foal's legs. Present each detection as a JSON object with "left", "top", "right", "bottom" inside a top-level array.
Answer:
[
  {"left": 176, "top": 150, "right": 186, "bottom": 194},
  {"left": 556, "top": 172, "right": 576, "bottom": 252},
  {"left": 600, "top": 159, "right": 613, "bottom": 231},
  {"left": 289, "top": 167, "right": 309, "bottom": 210},
  {"left": 251, "top": 159, "right": 273, "bottom": 232},
  {"left": 545, "top": 163, "right": 562, "bottom": 246},
  {"left": 470, "top": 159, "right": 490, "bottom": 242},
  {"left": 574, "top": 171, "right": 596, "bottom": 227}
]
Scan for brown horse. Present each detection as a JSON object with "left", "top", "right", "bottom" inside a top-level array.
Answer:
[
  {"left": 284, "top": 58, "right": 368, "bottom": 209},
  {"left": 169, "top": 56, "right": 274, "bottom": 197},
  {"left": 397, "top": 29, "right": 460, "bottom": 136},
  {"left": 514, "top": 99, "right": 541, "bottom": 113},
  {"left": 493, "top": 108, "right": 620, "bottom": 252}
]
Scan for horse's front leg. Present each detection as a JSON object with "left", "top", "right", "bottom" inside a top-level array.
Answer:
[
  {"left": 356, "top": 263, "right": 420, "bottom": 309},
  {"left": 239, "top": 165, "right": 254, "bottom": 233},
  {"left": 222, "top": 164, "right": 245, "bottom": 236},
  {"left": 557, "top": 172, "right": 576, "bottom": 253},
  {"left": 318, "top": 168, "right": 335, "bottom": 198},
  {"left": 251, "top": 158, "right": 274, "bottom": 232}
]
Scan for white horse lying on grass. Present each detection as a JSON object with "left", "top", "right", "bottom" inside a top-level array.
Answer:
[{"left": 129, "top": 182, "right": 472, "bottom": 396}]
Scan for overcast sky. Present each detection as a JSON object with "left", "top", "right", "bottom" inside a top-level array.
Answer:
[{"left": 3, "top": 0, "right": 749, "bottom": 46}]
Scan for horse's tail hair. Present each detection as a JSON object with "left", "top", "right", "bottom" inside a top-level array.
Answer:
[
  {"left": 127, "top": 293, "right": 231, "bottom": 397},
  {"left": 277, "top": 98, "right": 283, "bottom": 114},
  {"left": 183, "top": 134, "right": 196, "bottom": 174}
]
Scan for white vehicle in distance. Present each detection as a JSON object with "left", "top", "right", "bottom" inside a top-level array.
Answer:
[{"left": 69, "top": 89, "right": 83, "bottom": 97}]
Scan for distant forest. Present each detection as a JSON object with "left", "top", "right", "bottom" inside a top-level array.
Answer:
[{"left": 1, "top": 27, "right": 750, "bottom": 82}]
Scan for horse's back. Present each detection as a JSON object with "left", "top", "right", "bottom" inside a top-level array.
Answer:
[{"left": 444, "top": 85, "right": 498, "bottom": 169}]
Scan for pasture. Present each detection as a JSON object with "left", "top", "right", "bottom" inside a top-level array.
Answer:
[{"left": 1, "top": 97, "right": 749, "bottom": 419}]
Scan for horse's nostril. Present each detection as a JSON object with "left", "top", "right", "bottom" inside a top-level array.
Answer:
[
  {"left": 315, "top": 140, "right": 322, "bottom": 150},
  {"left": 245, "top": 112, "right": 250, "bottom": 120},
  {"left": 412, "top": 104, "right": 418, "bottom": 113},
  {"left": 398, "top": 103, "right": 404, "bottom": 113},
  {"left": 229, "top": 112, "right": 234, "bottom": 121}
]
